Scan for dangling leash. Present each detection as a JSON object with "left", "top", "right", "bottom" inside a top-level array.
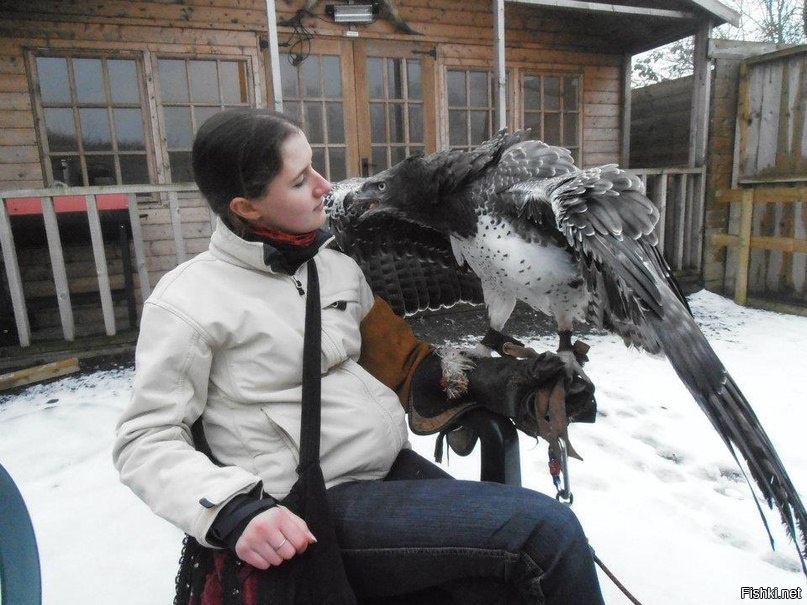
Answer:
[{"left": 548, "top": 436, "right": 647, "bottom": 605}]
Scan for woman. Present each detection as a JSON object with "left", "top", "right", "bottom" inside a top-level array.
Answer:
[{"left": 113, "top": 107, "right": 605, "bottom": 604}]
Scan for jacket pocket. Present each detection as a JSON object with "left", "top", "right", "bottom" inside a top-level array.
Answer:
[{"left": 320, "top": 290, "right": 363, "bottom": 369}]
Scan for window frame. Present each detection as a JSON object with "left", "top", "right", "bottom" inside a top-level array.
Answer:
[
  {"left": 26, "top": 49, "right": 156, "bottom": 187},
  {"left": 151, "top": 53, "right": 256, "bottom": 183}
]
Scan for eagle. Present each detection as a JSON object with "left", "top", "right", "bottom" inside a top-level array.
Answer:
[{"left": 323, "top": 130, "right": 807, "bottom": 574}]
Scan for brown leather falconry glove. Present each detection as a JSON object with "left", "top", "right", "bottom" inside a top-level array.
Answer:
[{"left": 409, "top": 349, "right": 596, "bottom": 460}]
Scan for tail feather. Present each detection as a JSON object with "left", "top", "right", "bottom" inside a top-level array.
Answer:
[{"left": 653, "top": 289, "right": 807, "bottom": 574}]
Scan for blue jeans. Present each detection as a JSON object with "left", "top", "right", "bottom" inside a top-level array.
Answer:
[{"left": 327, "top": 449, "right": 605, "bottom": 605}]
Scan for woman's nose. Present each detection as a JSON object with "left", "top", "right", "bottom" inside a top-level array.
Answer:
[{"left": 315, "top": 171, "right": 331, "bottom": 194}]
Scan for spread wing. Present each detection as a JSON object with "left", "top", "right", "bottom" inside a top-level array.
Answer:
[
  {"left": 324, "top": 178, "right": 484, "bottom": 316},
  {"left": 500, "top": 166, "right": 807, "bottom": 571}
]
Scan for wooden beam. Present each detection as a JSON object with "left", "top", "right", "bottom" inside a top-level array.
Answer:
[
  {"left": 689, "top": 19, "right": 713, "bottom": 168},
  {"left": 620, "top": 52, "right": 631, "bottom": 167},
  {"left": 734, "top": 188, "right": 754, "bottom": 306},
  {"left": 504, "top": 0, "right": 696, "bottom": 20},
  {"left": 0, "top": 357, "right": 80, "bottom": 392},
  {"left": 264, "top": 0, "right": 283, "bottom": 112},
  {"left": 493, "top": 0, "right": 507, "bottom": 131}
]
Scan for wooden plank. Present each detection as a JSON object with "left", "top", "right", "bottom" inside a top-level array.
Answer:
[
  {"left": 168, "top": 191, "right": 187, "bottom": 264},
  {"left": 506, "top": 0, "right": 695, "bottom": 20},
  {"left": 715, "top": 187, "right": 807, "bottom": 203},
  {"left": 41, "top": 197, "right": 75, "bottom": 341},
  {"left": 0, "top": 198, "right": 31, "bottom": 346},
  {"left": 127, "top": 193, "right": 152, "bottom": 301},
  {"left": 85, "top": 195, "right": 116, "bottom": 336},
  {"left": 0, "top": 357, "right": 80, "bottom": 391},
  {"left": 735, "top": 189, "right": 754, "bottom": 305}
]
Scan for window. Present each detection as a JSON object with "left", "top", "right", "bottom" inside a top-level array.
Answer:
[
  {"left": 34, "top": 55, "right": 150, "bottom": 186},
  {"left": 157, "top": 58, "right": 251, "bottom": 182},
  {"left": 366, "top": 56, "right": 424, "bottom": 172},
  {"left": 280, "top": 54, "right": 348, "bottom": 182},
  {"left": 446, "top": 69, "right": 502, "bottom": 151},
  {"left": 522, "top": 74, "right": 580, "bottom": 163}
]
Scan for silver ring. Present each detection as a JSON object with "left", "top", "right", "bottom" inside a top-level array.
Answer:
[{"left": 275, "top": 538, "right": 288, "bottom": 550}]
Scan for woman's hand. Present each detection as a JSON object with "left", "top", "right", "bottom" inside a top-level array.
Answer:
[{"left": 234, "top": 505, "right": 317, "bottom": 569}]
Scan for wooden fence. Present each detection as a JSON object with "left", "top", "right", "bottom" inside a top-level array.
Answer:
[
  {"left": 711, "top": 186, "right": 807, "bottom": 307},
  {"left": 0, "top": 184, "right": 209, "bottom": 347},
  {"left": 1, "top": 168, "right": 706, "bottom": 349},
  {"left": 630, "top": 167, "right": 707, "bottom": 278}
]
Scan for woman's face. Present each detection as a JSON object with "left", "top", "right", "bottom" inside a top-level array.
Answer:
[{"left": 231, "top": 131, "right": 332, "bottom": 234}]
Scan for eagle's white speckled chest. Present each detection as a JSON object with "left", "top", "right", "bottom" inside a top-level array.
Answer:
[{"left": 451, "top": 213, "right": 591, "bottom": 329}]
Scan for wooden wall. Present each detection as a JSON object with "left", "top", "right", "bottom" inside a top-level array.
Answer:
[
  {"left": 630, "top": 76, "right": 693, "bottom": 168},
  {"left": 0, "top": 0, "right": 630, "bottom": 344}
]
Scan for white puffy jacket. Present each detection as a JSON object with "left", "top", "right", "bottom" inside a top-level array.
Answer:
[{"left": 113, "top": 219, "right": 409, "bottom": 546}]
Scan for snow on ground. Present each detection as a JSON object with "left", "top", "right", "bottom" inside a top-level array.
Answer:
[{"left": 0, "top": 290, "right": 805, "bottom": 604}]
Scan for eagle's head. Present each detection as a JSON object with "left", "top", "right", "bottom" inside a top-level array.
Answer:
[{"left": 347, "top": 151, "right": 479, "bottom": 237}]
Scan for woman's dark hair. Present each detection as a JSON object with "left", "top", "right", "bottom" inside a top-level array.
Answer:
[{"left": 192, "top": 108, "right": 302, "bottom": 233}]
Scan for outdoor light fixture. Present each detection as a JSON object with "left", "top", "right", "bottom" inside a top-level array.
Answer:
[{"left": 325, "top": 3, "right": 378, "bottom": 24}]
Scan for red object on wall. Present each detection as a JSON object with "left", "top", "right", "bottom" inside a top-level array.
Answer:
[{"left": 5, "top": 194, "right": 128, "bottom": 216}]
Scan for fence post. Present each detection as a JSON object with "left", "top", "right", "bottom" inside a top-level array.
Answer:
[
  {"left": 735, "top": 188, "right": 754, "bottom": 305},
  {"left": 41, "top": 197, "right": 75, "bottom": 341},
  {"left": 0, "top": 198, "right": 31, "bottom": 346},
  {"left": 85, "top": 195, "right": 116, "bottom": 336}
]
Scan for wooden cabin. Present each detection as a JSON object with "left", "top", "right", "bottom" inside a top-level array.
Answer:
[
  {"left": 631, "top": 40, "right": 807, "bottom": 314},
  {"left": 0, "top": 0, "right": 739, "bottom": 367}
]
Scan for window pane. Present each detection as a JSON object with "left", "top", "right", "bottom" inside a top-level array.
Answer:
[
  {"left": 390, "top": 146, "right": 406, "bottom": 166},
  {"left": 302, "top": 56, "right": 321, "bottom": 97},
  {"left": 447, "top": 71, "right": 466, "bottom": 106},
  {"left": 164, "top": 107, "right": 193, "bottom": 148},
  {"left": 305, "top": 102, "right": 324, "bottom": 144},
  {"left": 389, "top": 103, "right": 404, "bottom": 143},
  {"left": 371, "top": 146, "right": 386, "bottom": 174},
  {"left": 119, "top": 154, "right": 150, "bottom": 184},
  {"left": 44, "top": 108, "right": 78, "bottom": 151},
  {"left": 190, "top": 61, "right": 219, "bottom": 104},
  {"left": 563, "top": 77, "right": 579, "bottom": 111},
  {"left": 80, "top": 108, "right": 112, "bottom": 151},
  {"left": 408, "top": 105, "right": 423, "bottom": 143},
  {"left": 407, "top": 61, "right": 421, "bottom": 100},
  {"left": 284, "top": 101, "right": 302, "bottom": 123},
  {"left": 524, "top": 76, "right": 540, "bottom": 110},
  {"left": 468, "top": 71, "right": 489, "bottom": 107},
  {"left": 387, "top": 59, "right": 404, "bottom": 99},
  {"left": 370, "top": 103, "right": 386, "bottom": 144},
  {"left": 322, "top": 56, "right": 341, "bottom": 98},
  {"left": 195, "top": 106, "right": 220, "bottom": 131},
  {"left": 523, "top": 113, "right": 541, "bottom": 137},
  {"left": 74, "top": 58, "right": 105, "bottom": 104},
  {"left": 86, "top": 155, "right": 116, "bottom": 185},
  {"left": 109, "top": 60, "right": 140, "bottom": 104},
  {"left": 470, "top": 110, "right": 489, "bottom": 145},
  {"left": 221, "top": 61, "right": 249, "bottom": 104},
  {"left": 312, "top": 147, "right": 326, "bottom": 175},
  {"left": 449, "top": 110, "right": 467, "bottom": 147},
  {"left": 367, "top": 58, "right": 384, "bottom": 98},
  {"left": 169, "top": 151, "right": 193, "bottom": 181},
  {"left": 544, "top": 113, "right": 560, "bottom": 144},
  {"left": 50, "top": 156, "right": 82, "bottom": 186},
  {"left": 280, "top": 59, "right": 299, "bottom": 97},
  {"left": 114, "top": 108, "right": 145, "bottom": 150},
  {"left": 563, "top": 113, "right": 578, "bottom": 146},
  {"left": 158, "top": 60, "right": 189, "bottom": 103},
  {"left": 544, "top": 77, "right": 561, "bottom": 111},
  {"left": 326, "top": 102, "right": 344, "bottom": 144},
  {"left": 37, "top": 57, "right": 71, "bottom": 103},
  {"left": 328, "top": 147, "right": 346, "bottom": 182}
]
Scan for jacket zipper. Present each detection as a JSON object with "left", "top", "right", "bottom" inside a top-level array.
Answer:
[{"left": 291, "top": 275, "right": 305, "bottom": 296}]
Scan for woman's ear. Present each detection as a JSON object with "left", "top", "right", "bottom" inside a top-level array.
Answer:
[{"left": 229, "top": 197, "right": 260, "bottom": 222}]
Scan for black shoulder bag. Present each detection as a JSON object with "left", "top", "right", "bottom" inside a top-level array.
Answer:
[{"left": 175, "top": 259, "right": 357, "bottom": 605}]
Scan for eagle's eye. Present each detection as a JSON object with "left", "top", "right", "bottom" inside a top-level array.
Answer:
[{"left": 377, "top": 182, "right": 387, "bottom": 192}]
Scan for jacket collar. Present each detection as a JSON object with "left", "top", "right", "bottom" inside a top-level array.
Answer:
[{"left": 209, "top": 218, "right": 335, "bottom": 275}]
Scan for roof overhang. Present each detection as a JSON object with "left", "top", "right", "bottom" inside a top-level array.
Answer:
[{"left": 505, "top": 0, "right": 741, "bottom": 54}]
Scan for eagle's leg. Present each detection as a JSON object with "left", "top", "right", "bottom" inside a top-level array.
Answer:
[{"left": 469, "top": 288, "right": 518, "bottom": 357}]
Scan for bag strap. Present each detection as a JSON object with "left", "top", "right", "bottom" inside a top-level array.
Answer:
[{"left": 298, "top": 259, "right": 321, "bottom": 470}]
